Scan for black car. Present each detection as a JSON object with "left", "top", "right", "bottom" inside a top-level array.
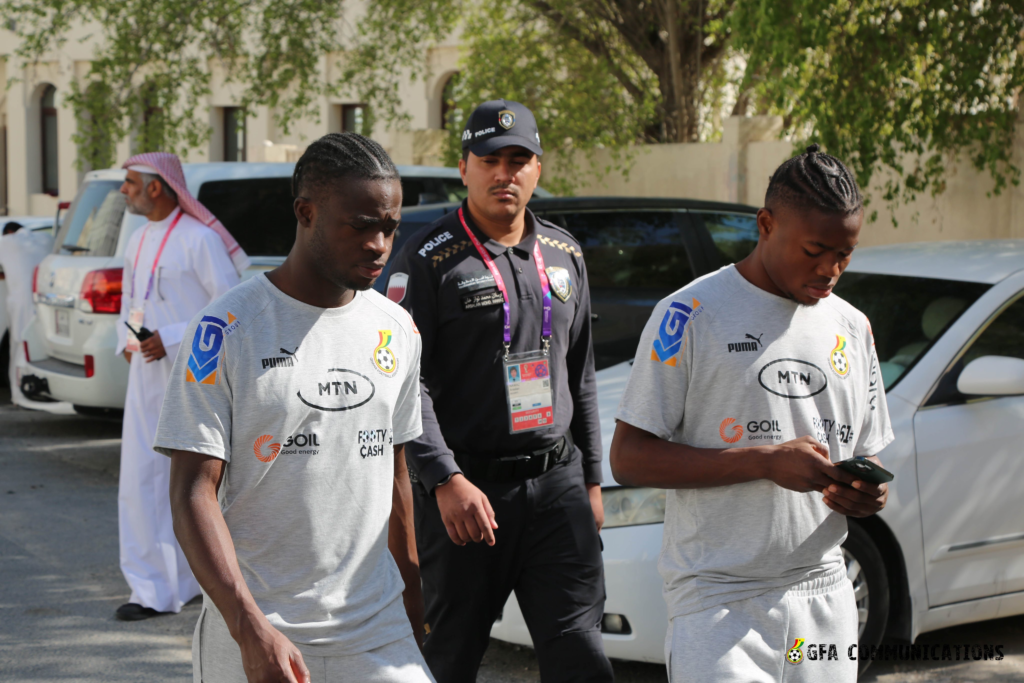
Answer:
[{"left": 377, "top": 197, "right": 760, "bottom": 370}]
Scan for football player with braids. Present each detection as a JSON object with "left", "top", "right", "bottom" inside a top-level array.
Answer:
[
  {"left": 612, "top": 145, "right": 893, "bottom": 682},
  {"left": 156, "top": 133, "right": 435, "bottom": 683}
]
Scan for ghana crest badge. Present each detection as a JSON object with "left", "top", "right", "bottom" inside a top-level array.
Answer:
[
  {"left": 546, "top": 266, "right": 572, "bottom": 302},
  {"left": 498, "top": 109, "right": 516, "bottom": 130},
  {"left": 787, "top": 638, "right": 805, "bottom": 664},
  {"left": 373, "top": 329, "right": 398, "bottom": 375},
  {"left": 830, "top": 334, "right": 851, "bottom": 377}
]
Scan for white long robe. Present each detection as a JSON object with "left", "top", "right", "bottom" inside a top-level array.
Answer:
[
  {"left": 0, "top": 229, "right": 53, "bottom": 405},
  {"left": 115, "top": 207, "right": 240, "bottom": 612}
]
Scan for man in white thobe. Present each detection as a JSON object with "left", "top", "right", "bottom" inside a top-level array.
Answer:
[
  {"left": 114, "top": 152, "right": 248, "bottom": 620},
  {"left": 0, "top": 222, "right": 53, "bottom": 406}
]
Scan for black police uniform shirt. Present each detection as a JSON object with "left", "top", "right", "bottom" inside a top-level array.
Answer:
[{"left": 387, "top": 200, "right": 602, "bottom": 492}]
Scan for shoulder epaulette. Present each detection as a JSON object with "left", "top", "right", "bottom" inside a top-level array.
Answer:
[
  {"left": 537, "top": 233, "right": 582, "bottom": 259},
  {"left": 431, "top": 239, "right": 471, "bottom": 268}
]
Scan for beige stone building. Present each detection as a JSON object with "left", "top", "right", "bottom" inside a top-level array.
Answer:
[
  {"left": 2, "top": 20, "right": 1023, "bottom": 247},
  {"left": 0, "top": 20, "right": 461, "bottom": 217}
]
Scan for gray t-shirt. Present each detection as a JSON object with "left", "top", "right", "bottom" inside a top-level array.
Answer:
[
  {"left": 154, "top": 274, "right": 423, "bottom": 656},
  {"left": 616, "top": 265, "right": 893, "bottom": 619}
]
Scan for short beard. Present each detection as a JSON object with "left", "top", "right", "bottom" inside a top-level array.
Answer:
[
  {"left": 125, "top": 195, "right": 155, "bottom": 216},
  {"left": 308, "top": 218, "right": 372, "bottom": 292}
]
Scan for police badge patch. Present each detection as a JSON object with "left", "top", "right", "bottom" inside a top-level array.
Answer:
[
  {"left": 498, "top": 109, "right": 515, "bottom": 130},
  {"left": 546, "top": 267, "right": 572, "bottom": 303}
]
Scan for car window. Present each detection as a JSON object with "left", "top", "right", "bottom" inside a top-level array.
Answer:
[
  {"left": 555, "top": 210, "right": 693, "bottom": 289},
  {"left": 925, "top": 292, "right": 1024, "bottom": 405},
  {"left": 831, "top": 273, "right": 990, "bottom": 390},
  {"left": 961, "top": 295, "right": 1024, "bottom": 365},
  {"left": 198, "top": 178, "right": 295, "bottom": 257},
  {"left": 540, "top": 210, "right": 693, "bottom": 370},
  {"left": 438, "top": 178, "right": 468, "bottom": 203},
  {"left": 56, "top": 180, "right": 126, "bottom": 257},
  {"left": 400, "top": 178, "right": 447, "bottom": 206},
  {"left": 699, "top": 211, "right": 759, "bottom": 265}
]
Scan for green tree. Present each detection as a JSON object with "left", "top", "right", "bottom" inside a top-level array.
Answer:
[
  {"left": 733, "top": 1, "right": 1024, "bottom": 220},
  {"left": 2, "top": 0, "right": 345, "bottom": 170},
  {"left": 8, "top": 0, "right": 1023, "bottom": 211},
  {"left": 347, "top": 0, "right": 1024, "bottom": 208}
]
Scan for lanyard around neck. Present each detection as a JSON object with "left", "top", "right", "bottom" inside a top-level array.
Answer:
[
  {"left": 458, "top": 207, "right": 552, "bottom": 358},
  {"left": 131, "top": 209, "right": 183, "bottom": 303}
]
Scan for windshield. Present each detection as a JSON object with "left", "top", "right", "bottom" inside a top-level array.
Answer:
[
  {"left": 55, "top": 180, "right": 126, "bottom": 257},
  {"left": 832, "top": 273, "right": 990, "bottom": 389},
  {"left": 198, "top": 177, "right": 295, "bottom": 257}
]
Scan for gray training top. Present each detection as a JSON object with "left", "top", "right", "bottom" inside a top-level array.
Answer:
[
  {"left": 616, "top": 265, "right": 894, "bottom": 619},
  {"left": 154, "top": 275, "right": 423, "bottom": 656}
]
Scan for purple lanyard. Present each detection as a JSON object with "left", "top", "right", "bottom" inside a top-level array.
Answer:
[
  {"left": 459, "top": 207, "right": 552, "bottom": 357},
  {"left": 131, "top": 210, "right": 183, "bottom": 303}
]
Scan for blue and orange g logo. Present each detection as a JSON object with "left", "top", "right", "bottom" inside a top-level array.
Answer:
[
  {"left": 651, "top": 298, "right": 701, "bottom": 366},
  {"left": 186, "top": 315, "right": 227, "bottom": 385}
]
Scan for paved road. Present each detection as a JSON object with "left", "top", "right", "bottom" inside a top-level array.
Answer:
[{"left": 1, "top": 388, "right": 1023, "bottom": 682}]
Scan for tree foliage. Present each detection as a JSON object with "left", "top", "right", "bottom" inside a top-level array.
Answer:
[
  {"left": 2, "top": 0, "right": 345, "bottom": 170},
  {"left": 5, "top": 0, "right": 1024, "bottom": 213},
  {"left": 443, "top": 2, "right": 661, "bottom": 194},
  {"left": 733, "top": 1, "right": 1024, "bottom": 220},
  {"left": 351, "top": 0, "right": 1024, "bottom": 209}
]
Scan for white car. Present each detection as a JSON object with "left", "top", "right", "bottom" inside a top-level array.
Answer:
[
  {"left": 492, "top": 240, "right": 1024, "bottom": 674},
  {"left": 1, "top": 216, "right": 55, "bottom": 389},
  {"left": 19, "top": 164, "right": 536, "bottom": 414}
]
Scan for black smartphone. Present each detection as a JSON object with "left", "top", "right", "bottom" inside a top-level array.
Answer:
[{"left": 835, "top": 457, "right": 894, "bottom": 485}]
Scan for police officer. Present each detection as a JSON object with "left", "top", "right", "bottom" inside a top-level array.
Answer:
[{"left": 387, "top": 99, "right": 613, "bottom": 683}]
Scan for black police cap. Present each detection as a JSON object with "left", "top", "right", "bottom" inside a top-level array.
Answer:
[{"left": 461, "top": 99, "right": 543, "bottom": 157}]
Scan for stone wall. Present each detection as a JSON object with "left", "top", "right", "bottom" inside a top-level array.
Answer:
[{"left": 547, "top": 116, "right": 1024, "bottom": 248}]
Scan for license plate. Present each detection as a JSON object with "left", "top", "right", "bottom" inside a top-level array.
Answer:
[{"left": 55, "top": 309, "right": 70, "bottom": 337}]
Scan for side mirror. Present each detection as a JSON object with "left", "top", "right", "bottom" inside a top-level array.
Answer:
[{"left": 957, "top": 356, "right": 1024, "bottom": 396}]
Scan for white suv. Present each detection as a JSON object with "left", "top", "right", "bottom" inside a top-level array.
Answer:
[
  {"left": 1, "top": 215, "right": 55, "bottom": 392},
  {"left": 19, "top": 163, "right": 490, "bottom": 415}
]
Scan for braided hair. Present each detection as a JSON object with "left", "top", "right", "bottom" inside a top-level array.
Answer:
[
  {"left": 292, "top": 132, "right": 399, "bottom": 199},
  {"left": 765, "top": 144, "right": 862, "bottom": 216}
]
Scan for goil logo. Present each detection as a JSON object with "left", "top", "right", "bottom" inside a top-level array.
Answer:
[
  {"left": 830, "top": 335, "right": 851, "bottom": 377},
  {"left": 253, "top": 435, "right": 281, "bottom": 463},
  {"left": 719, "top": 417, "right": 743, "bottom": 444},
  {"left": 373, "top": 330, "right": 398, "bottom": 375},
  {"left": 787, "top": 638, "right": 806, "bottom": 665}
]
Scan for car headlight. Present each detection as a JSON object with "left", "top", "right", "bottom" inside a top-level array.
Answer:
[{"left": 601, "top": 486, "right": 666, "bottom": 528}]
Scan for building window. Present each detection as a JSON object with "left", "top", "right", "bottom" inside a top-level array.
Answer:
[
  {"left": 441, "top": 73, "right": 461, "bottom": 131},
  {"left": 224, "top": 107, "right": 246, "bottom": 162},
  {"left": 41, "top": 85, "right": 58, "bottom": 196},
  {"left": 341, "top": 104, "right": 369, "bottom": 136},
  {"left": 139, "top": 82, "right": 166, "bottom": 154}
]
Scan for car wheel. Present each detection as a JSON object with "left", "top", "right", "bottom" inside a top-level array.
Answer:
[{"left": 842, "top": 521, "right": 889, "bottom": 677}]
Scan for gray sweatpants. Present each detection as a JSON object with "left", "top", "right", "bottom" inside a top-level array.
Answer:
[
  {"left": 193, "top": 607, "right": 436, "bottom": 683},
  {"left": 665, "top": 567, "right": 858, "bottom": 683}
]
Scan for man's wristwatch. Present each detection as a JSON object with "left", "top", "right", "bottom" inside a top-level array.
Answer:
[{"left": 436, "top": 473, "right": 456, "bottom": 488}]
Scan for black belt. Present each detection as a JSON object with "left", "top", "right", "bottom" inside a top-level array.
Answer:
[{"left": 455, "top": 435, "right": 572, "bottom": 483}]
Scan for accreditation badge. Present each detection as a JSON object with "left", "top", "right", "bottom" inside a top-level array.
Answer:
[
  {"left": 126, "top": 307, "right": 145, "bottom": 353},
  {"left": 504, "top": 351, "right": 554, "bottom": 433}
]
